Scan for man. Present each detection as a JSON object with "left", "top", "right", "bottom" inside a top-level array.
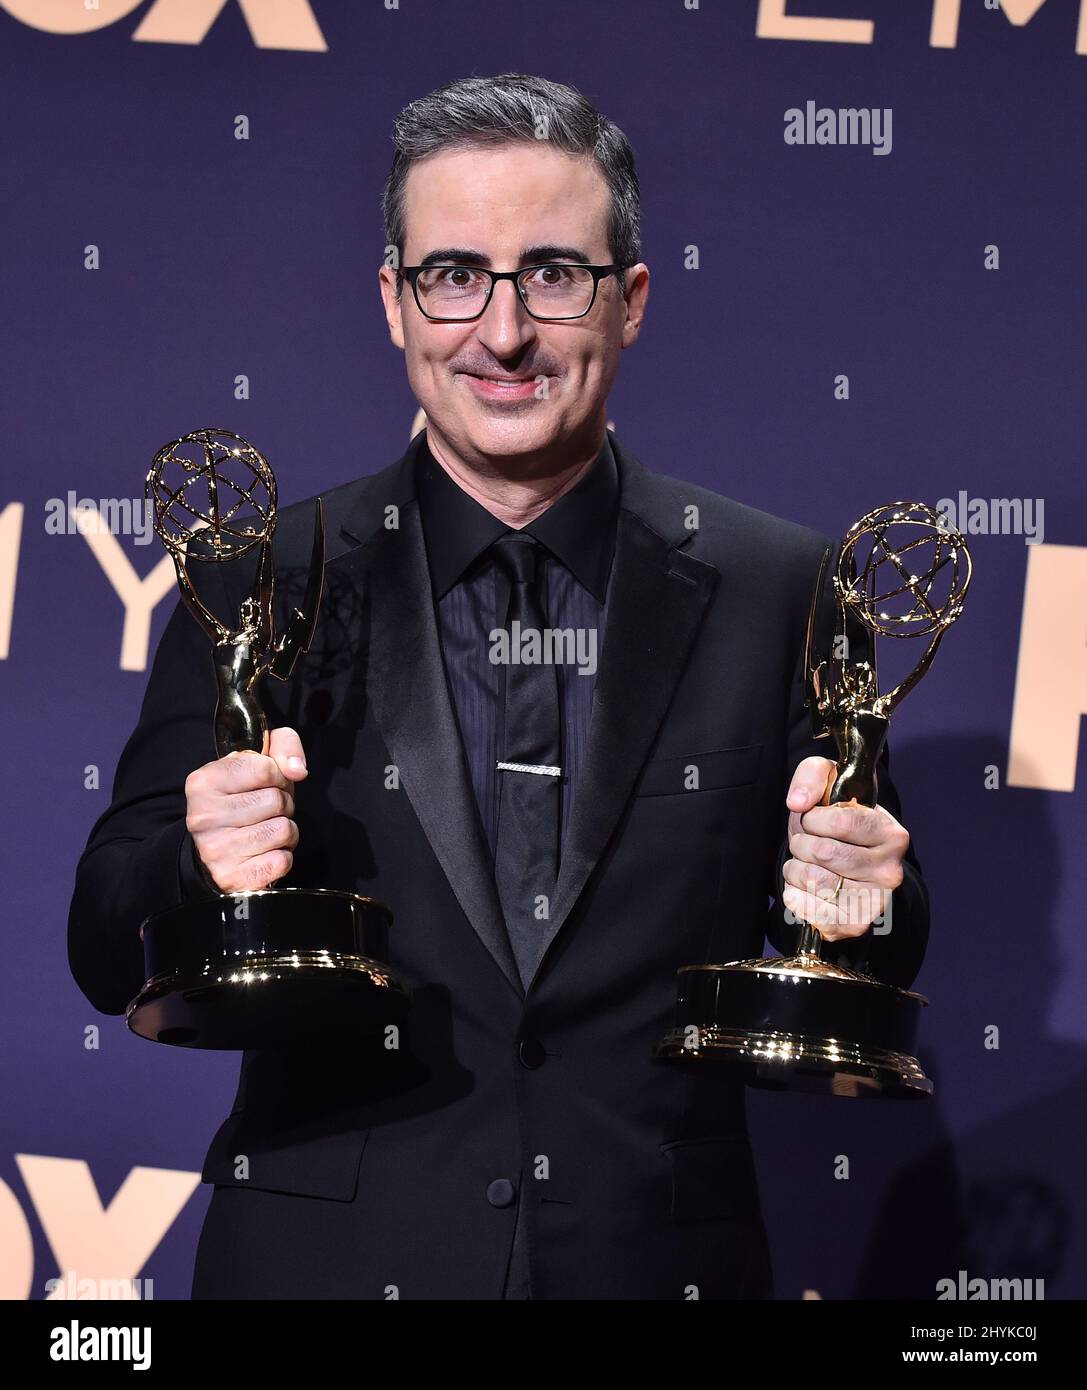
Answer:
[{"left": 68, "top": 73, "right": 927, "bottom": 1300}]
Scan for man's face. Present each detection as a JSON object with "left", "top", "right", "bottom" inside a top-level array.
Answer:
[{"left": 379, "top": 142, "right": 648, "bottom": 471}]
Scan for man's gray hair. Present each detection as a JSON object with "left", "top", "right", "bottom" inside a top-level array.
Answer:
[{"left": 383, "top": 72, "right": 640, "bottom": 295}]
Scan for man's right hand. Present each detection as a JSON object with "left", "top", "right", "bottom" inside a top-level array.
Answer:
[{"left": 184, "top": 726, "right": 308, "bottom": 894}]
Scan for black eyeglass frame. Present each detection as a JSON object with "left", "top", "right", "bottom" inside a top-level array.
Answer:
[{"left": 396, "top": 262, "right": 628, "bottom": 322}]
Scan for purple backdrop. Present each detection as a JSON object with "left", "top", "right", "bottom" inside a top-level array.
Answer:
[{"left": 1, "top": 0, "right": 1084, "bottom": 1300}]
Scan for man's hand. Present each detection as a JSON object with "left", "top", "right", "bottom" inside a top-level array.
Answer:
[
  {"left": 781, "top": 755, "right": 910, "bottom": 943},
  {"left": 184, "top": 727, "right": 308, "bottom": 894}
]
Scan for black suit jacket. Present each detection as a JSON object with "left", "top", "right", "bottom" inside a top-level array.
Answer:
[{"left": 67, "top": 428, "right": 929, "bottom": 1300}]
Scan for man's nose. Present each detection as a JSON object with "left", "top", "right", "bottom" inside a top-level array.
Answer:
[{"left": 473, "top": 278, "right": 536, "bottom": 355}]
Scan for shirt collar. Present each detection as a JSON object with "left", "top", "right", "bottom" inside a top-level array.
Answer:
[{"left": 416, "top": 432, "right": 618, "bottom": 602}]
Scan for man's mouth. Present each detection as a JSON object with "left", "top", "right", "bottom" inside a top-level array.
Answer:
[
  {"left": 462, "top": 372, "right": 547, "bottom": 400},
  {"left": 467, "top": 373, "right": 535, "bottom": 383}
]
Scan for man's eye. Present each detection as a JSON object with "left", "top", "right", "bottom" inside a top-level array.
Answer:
[
  {"left": 533, "top": 265, "right": 574, "bottom": 284},
  {"left": 447, "top": 267, "right": 490, "bottom": 285}
]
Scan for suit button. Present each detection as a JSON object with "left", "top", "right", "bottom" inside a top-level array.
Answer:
[
  {"left": 487, "top": 1178, "right": 516, "bottom": 1208},
  {"left": 518, "top": 1037, "right": 546, "bottom": 1069}
]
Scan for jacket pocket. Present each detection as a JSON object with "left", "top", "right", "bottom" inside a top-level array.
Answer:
[
  {"left": 636, "top": 743, "right": 762, "bottom": 797},
  {"left": 659, "top": 1133, "right": 762, "bottom": 1223},
  {"left": 200, "top": 1109, "right": 369, "bottom": 1203}
]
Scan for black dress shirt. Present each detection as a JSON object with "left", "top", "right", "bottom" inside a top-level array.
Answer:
[
  {"left": 415, "top": 431, "right": 619, "bottom": 861},
  {"left": 415, "top": 429, "right": 620, "bottom": 1299}
]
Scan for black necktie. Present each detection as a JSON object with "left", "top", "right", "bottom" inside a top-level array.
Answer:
[{"left": 490, "top": 532, "right": 562, "bottom": 988}]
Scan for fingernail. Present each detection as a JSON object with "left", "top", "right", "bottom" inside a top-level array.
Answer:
[{"left": 287, "top": 756, "right": 306, "bottom": 771}]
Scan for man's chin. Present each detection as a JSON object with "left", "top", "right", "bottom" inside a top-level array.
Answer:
[{"left": 449, "top": 409, "right": 563, "bottom": 461}]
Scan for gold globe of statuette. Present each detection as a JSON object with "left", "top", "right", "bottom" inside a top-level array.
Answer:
[
  {"left": 836, "top": 499, "right": 971, "bottom": 646},
  {"left": 147, "top": 426, "right": 277, "bottom": 562}
]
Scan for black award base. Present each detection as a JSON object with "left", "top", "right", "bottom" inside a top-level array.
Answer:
[
  {"left": 655, "top": 956, "right": 932, "bottom": 1099},
  {"left": 126, "top": 887, "right": 407, "bottom": 1050}
]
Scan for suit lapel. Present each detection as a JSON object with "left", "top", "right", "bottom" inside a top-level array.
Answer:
[
  {"left": 329, "top": 445, "right": 522, "bottom": 998},
  {"left": 527, "top": 462, "right": 720, "bottom": 987}
]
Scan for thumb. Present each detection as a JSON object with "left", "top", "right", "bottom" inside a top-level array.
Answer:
[
  {"left": 786, "top": 755, "right": 834, "bottom": 813},
  {"left": 268, "top": 725, "right": 308, "bottom": 781}
]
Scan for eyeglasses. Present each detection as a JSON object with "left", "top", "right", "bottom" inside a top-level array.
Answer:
[{"left": 397, "top": 262, "right": 627, "bottom": 322}]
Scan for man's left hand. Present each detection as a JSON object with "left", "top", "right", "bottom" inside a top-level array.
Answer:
[{"left": 780, "top": 755, "right": 910, "bottom": 942}]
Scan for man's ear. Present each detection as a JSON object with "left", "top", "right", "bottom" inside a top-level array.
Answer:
[
  {"left": 620, "top": 262, "right": 649, "bottom": 349},
  {"left": 379, "top": 266, "right": 406, "bottom": 350}
]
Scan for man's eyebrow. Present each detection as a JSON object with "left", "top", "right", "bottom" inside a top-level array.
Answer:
[
  {"left": 416, "top": 246, "right": 594, "bottom": 268},
  {"left": 520, "top": 245, "right": 592, "bottom": 265},
  {"left": 417, "top": 248, "right": 489, "bottom": 269}
]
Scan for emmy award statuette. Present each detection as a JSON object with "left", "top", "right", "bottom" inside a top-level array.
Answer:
[
  {"left": 656, "top": 502, "right": 972, "bottom": 1098},
  {"left": 125, "top": 428, "right": 407, "bottom": 1050}
]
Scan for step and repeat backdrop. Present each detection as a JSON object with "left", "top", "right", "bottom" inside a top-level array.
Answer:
[{"left": 1, "top": 0, "right": 1084, "bottom": 1300}]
